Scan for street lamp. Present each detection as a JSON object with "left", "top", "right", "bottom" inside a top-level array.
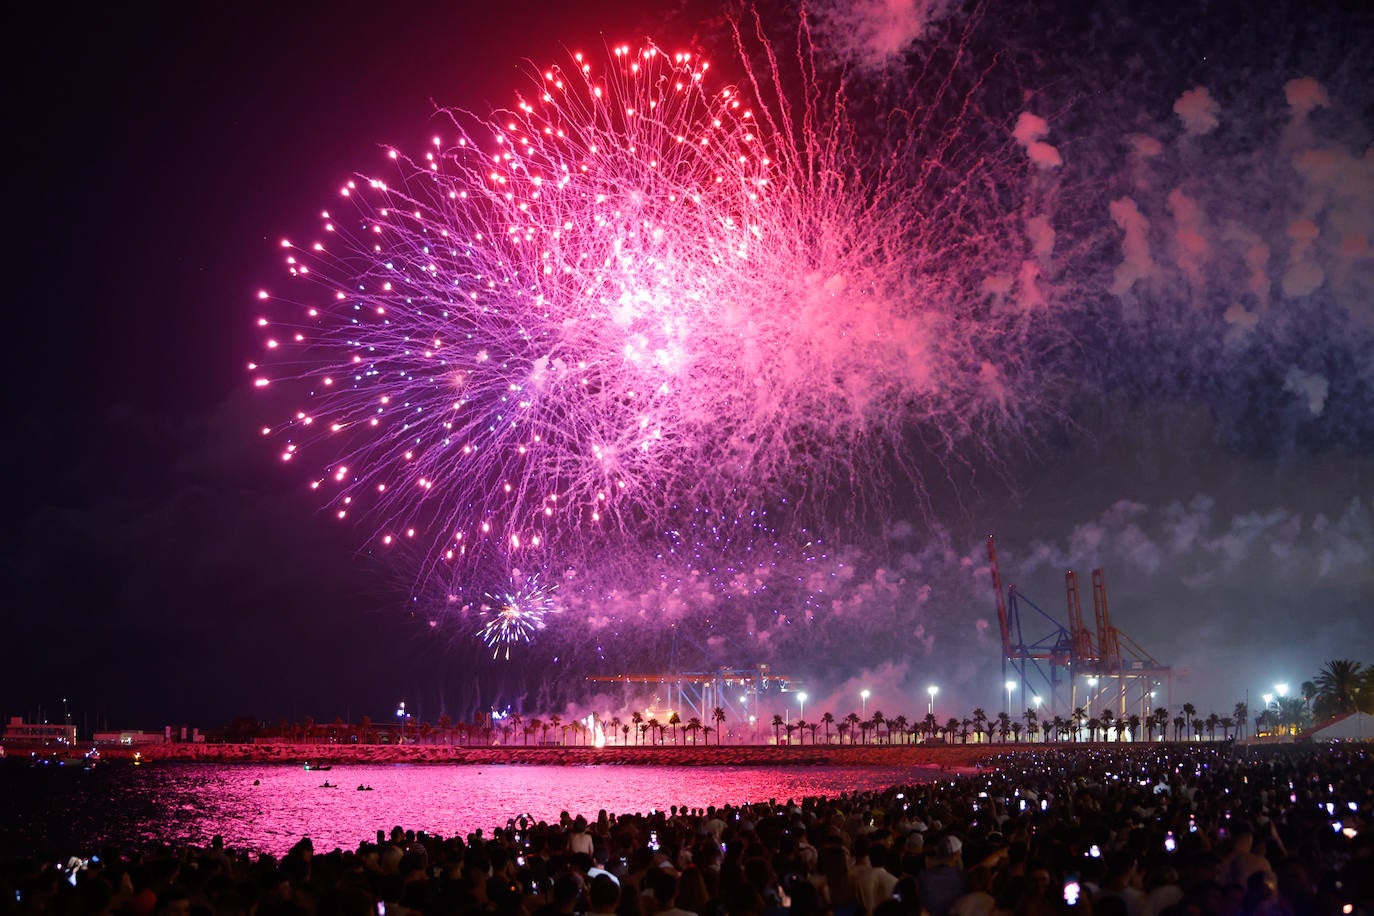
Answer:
[
  {"left": 1005, "top": 680, "right": 1016, "bottom": 718},
  {"left": 927, "top": 686, "right": 939, "bottom": 716},
  {"left": 798, "top": 692, "right": 808, "bottom": 720},
  {"left": 861, "top": 689, "right": 871, "bottom": 716},
  {"left": 1275, "top": 683, "right": 1289, "bottom": 698},
  {"left": 396, "top": 700, "right": 410, "bottom": 742}
]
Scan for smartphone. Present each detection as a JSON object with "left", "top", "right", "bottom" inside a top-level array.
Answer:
[
  {"left": 377, "top": 903, "right": 386, "bottom": 916},
  {"left": 1164, "top": 832, "right": 1176, "bottom": 853},
  {"left": 517, "top": 855, "right": 527, "bottom": 866},
  {"left": 649, "top": 831, "right": 660, "bottom": 851},
  {"left": 1063, "top": 875, "right": 1082, "bottom": 907}
]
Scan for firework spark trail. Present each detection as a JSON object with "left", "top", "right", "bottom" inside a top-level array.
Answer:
[
  {"left": 479, "top": 574, "right": 559, "bottom": 659},
  {"left": 254, "top": 31, "right": 1065, "bottom": 586}
]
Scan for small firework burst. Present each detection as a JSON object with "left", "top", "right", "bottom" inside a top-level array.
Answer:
[{"left": 478, "top": 575, "right": 559, "bottom": 659}]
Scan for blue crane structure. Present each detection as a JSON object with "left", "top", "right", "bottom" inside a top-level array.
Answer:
[{"left": 989, "top": 535, "right": 1171, "bottom": 731}]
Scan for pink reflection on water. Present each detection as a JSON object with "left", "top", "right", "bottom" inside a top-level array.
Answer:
[{"left": 144, "top": 764, "right": 931, "bottom": 854}]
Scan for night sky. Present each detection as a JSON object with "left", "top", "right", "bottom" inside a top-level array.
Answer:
[{"left": 6, "top": 0, "right": 1371, "bottom": 733}]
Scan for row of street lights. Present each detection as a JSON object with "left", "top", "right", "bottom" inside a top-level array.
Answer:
[
  {"left": 799, "top": 685, "right": 946, "bottom": 720},
  {"left": 794, "top": 684, "right": 1046, "bottom": 722}
]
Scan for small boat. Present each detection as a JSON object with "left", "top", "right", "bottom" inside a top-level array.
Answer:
[{"left": 304, "top": 763, "right": 332, "bottom": 771}]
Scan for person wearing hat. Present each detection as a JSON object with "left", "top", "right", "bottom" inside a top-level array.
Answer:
[{"left": 916, "top": 835, "right": 966, "bottom": 916}]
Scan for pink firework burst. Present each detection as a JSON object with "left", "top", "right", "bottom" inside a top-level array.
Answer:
[{"left": 253, "top": 30, "right": 1061, "bottom": 583}]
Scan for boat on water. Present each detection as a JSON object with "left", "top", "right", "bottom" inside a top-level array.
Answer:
[{"left": 303, "top": 762, "right": 332, "bottom": 771}]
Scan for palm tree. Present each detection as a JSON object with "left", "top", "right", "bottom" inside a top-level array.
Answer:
[
  {"left": 836, "top": 721, "right": 851, "bottom": 744},
  {"left": 668, "top": 712, "right": 681, "bottom": 745},
  {"left": 549, "top": 714, "right": 563, "bottom": 745},
  {"left": 1233, "top": 701, "right": 1249, "bottom": 741},
  {"left": 785, "top": 722, "right": 799, "bottom": 745},
  {"left": 1205, "top": 713, "right": 1220, "bottom": 741},
  {"left": 1011, "top": 722, "right": 1022, "bottom": 743},
  {"left": 1301, "top": 680, "right": 1319, "bottom": 719},
  {"left": 1051, "top": 715, "right": 1068, "bottom": 742},
  {"left": 959, "top": 718, "right": 973, "bottom": 744},
  {"left": 1024, "top": 708, "right": 1040, "bottom": 743},
  {"left": 646, "top": 717, "right": 661, "bottom": 745},
  {"left": 892, "top": 715, "right": 909, "bottom": 745},
  {"left": 1220, "top": 716, "right": 1235, "bottom": 740},
  {"left": 972, "top": 708, "right": 989, "bottom": 744},
  {"left": 621, "top": 723, "right": 630, "bottom": 744},
  {"left": 943, "top": 717, "right": 960, "bottom": 743},
  {"left": 771, "top": 714, "right": 785, "bottom": 745},
  {"left": 996, "top": 712, "right": 1012, "bottom": 743},
  {"left": 808, "top": 721, "right": 820, "bottom": 745},
  {"left": 1181, "top": 703, "right": 1197, "bottom": 738},
  {"left": 1071, "top": 707, "right": 1087, "bottom": 741},
  {"left": 1314, "top": 659, "right": 1366, "bottom": 719},
  {"left": 1100, "top": 709, "right": 1115, "bottom": 742},
  {"left": 1153, "top": 707, "right": 1170, "bottom": 742},
  {"left": 1086, "top": 716, "right": 1102, "bottom": 742},
  {"left": 922, "top": 713, "right": 938, "bottom": 742},
  {"left": 845, "top": 712, "right": 862, "bottom": 744},
  {"left": 870, "top": 711, "right": 886, "bottom": 744},
  {"left": 713, "top": 707, "right": 727, "bottom": 743},
  {"left": 821, "top": 712, "right": 835, "bottom": 745},
  {"left": 631, "top": 711, "right": 644, "bottom": 746},
  {"left": 609, "top": 716, "right": 622, "bottom": 745},
  {"left": 1172, "top": 715, "right": 1185, "bottom": 741},
  {"left": 1275, "top": 696, "right": 1309, "bottom": 736},
  {"left": 686, "top": 717, "right": 702, "bottom": 745},
  {"left": 1127, "top": 714, "right": 1141, "bottom": 742},
  {"left": 794, "top": 720, "right": 809, "bottom": 744}
]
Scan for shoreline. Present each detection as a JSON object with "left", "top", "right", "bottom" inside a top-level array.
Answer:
[{"left": 93, "top": 742, "right": 1035, "bottom": 768}]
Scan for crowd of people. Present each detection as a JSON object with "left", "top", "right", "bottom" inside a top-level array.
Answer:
[{"left": 2, "top": 745, "right": 1370, "bottom": 916}]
